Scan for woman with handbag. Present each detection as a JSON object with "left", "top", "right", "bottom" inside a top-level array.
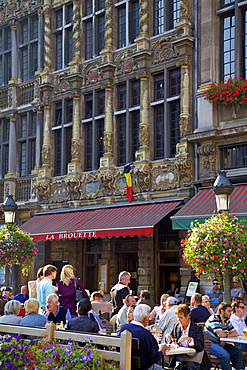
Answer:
[{"left": 56, "top": 265, "right": 88, "bottom": 316}]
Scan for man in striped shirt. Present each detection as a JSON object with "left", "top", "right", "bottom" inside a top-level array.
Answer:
[{"left": 204, "top": 302, "right": 243, "bottom": 370}]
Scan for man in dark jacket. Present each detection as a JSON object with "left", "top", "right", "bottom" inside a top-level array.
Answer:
[
  {"left": 120, "top": 304, "right": 168, "bottom": 370},
  {"left": 190, "top": 293, "right": 211, "bottom": 324},
  {"left": 166, "top": 304, "right": 205, "bottom": 370},
  {"left": 110, "top": 271, "right": 131, "bottom": 315}
]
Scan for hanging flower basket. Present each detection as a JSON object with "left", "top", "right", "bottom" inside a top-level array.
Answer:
[
  {"left": 203, "top": 78, "right": 247, "bottom": 105},
  {"left": 181, "top": 213, "right": 247, "bottom": 279},
  {"left": 0, "top": 224, "right": 38, "bottom": 276}
]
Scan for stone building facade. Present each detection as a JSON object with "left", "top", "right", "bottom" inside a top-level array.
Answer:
[{"left": 0, "top": 0, "right": 198, "bottom": 300}]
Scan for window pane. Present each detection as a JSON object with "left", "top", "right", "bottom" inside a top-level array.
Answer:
[
  {"left": 118, "top": 6, "right": 126, "bottom": 48},
  {"left": 65, "top": 126, "right": 72, "bottom": 167},
  {"left": 54, "top": 130, "right": 62, "bottom": 176},
  {"left": 222, "top": 14, "right": 235, "bottom": 80},
  {"left": 5, "top": 28, "right": 11, "bottom": 50},
  {"left": 154, "top": 74, "right": 164, "bottom": 100},
  {"left": 30, "top": 114, "right": 37, "bottom": 136},
  {"left": 98, "top": 119, "right": 104, "bottom": 167},
  {"left": 21, "top": 116, "right": 27, "bottom": 137},
  {"left": 31, "top": 43, "right": 38, "bottom": 76},
  {"left": 97, "top": 14, "right": 105, "bottom": 54},
  {"left": 55, "top": 103, "right": 62, "bottom": 126},
  {"left": 170, "top": 100, "right": 180, "bottom": 157},
  {"left": 66, "top": 3, "right": 73, "bottom": 24},
  {"left": 85, "top": 122, "right": 93, "bottom": 171},
  {"left": 56, "top": 33, "right": 62, "bottom": 70},
  {"left": 86, "top": 0, "right": 93, "bottom": 15},
  {"left": 97, "top": 90, "right": 105, "bottom": 115},
  {"left": 31, "top": 16, "right": 38, "bottom": 40},
  {"left": 97, "top": 0, "right": 105, "bottom": 11},
  {"left": 131, "top": 110, "right": 139, "bottom": 161},
  {"left": 22, "top": 20, "right": 28, "bottom": 44},
  {"left": 56, "top": 9, "right": 63, "bottom": 28},
  {"left": 66, "top": 28, "right": 73, "bottom": 65},
  {"left": 154, "top": 0, "right": 165, "bottom": 35},
  {"left": 154, "top": 105, "right": 164, "bottom": 159},
  {"left": 85, "top": 94, "right": 93, "bottom": 118},
  {"left": 85, "top": 20, "right": 93, "bottom": 59},
  {"left": 22, "top": 48, "right": 28, "bottom": 81},
  {"left": 169, "top": 69, "right": 181, "bottom": 96},
  {"left": 117, "top": 115, "right": 126, "bottom": 165},
  {"left": 30, "top": 139, "right": 36, "bottom": 171},
  {"left": 130, "top": 1, "right": 140, "bottom": 43},
  {"left": 131, "top": 80, "right": 140, "bottom": 106},
  {"left": 20, "top": 142, "right": 27, "bottom": 176},
  {"left": 118, "top": 83, "right": 126, "bottom": 110},
  {"left": 66, "top": 100, "right": 73, "bottom": 123},
  {"left": 169, "top": 0, "right": 180, "bottom": 29}
]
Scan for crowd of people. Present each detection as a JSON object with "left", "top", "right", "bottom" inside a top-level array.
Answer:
[{"left": 0, "top": 268, "right": 247, "bottom": 370}]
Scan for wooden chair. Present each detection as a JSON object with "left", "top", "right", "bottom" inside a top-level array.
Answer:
[
  {"left": 196, "top": 322, "right": 206, "bottom": 329},
  {"left": 148, "top": 324, "right": 163, "bottom": 344},
  {"left": 203, "top": 332, "right": 221, "bottom": 370},
  {"left": 110, "top": 314, "right": 117, "bottom": 333}
]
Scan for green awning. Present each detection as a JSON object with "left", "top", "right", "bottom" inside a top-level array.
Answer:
[{"left": 171, "top": 184, "right": 247, "bottom": 230}]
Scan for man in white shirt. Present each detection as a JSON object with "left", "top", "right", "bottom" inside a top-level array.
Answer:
[
  {"left": 116, "top": 294, "right": 136, "bottom": 332},
  {"left": 230, "top": 299, "right": 247, "bottom": 351},
  {"left": 159, "top": 296, "right": 178, "bottom": 343},
  {"left": 37, "top": 264, "right": 57, "bottom": 309}
]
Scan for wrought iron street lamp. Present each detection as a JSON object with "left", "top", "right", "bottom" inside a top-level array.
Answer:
[
  {"left": 2, "top": 194, "right": 17, "bottom": 224},
  {"left": 212, "top": 170, "right": 234, "bottom": 213}
]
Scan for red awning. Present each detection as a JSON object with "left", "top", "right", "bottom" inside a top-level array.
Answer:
[{"left": 21, "top": 202, "right": 181, "bottom": 241}]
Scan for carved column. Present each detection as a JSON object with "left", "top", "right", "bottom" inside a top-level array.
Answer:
[
  {"left": 179, "top": 57, "right": 191, "bottom": 139},
  {"left": 135, "top": 0, "right": 150, "bottom": 50},
  {"left": 9, "top": 20, "right": 18, "bottom": 83},
  {"left": 101, "top": 0, "right": 114, "bottom": 63},
  {"left": 176, "top": 0, "right": 192, "bottom": 36},
  {"left": 68, "top": 94, "right": 82, "bottom": 174},
  {"left": 70, "top": 0, "right": 81, "bottom": 73},
  {"left": 39, "top": 102, "right": 52, "bottom": 177},
  {"left": 100, "top": 85, "right": 114, "bottom": 168},
  {"left": 135, "top": 73, "right": 150, "bottom": 161},
  {"left": 41, "top": 4, "right": 53, "bottom": 83}
]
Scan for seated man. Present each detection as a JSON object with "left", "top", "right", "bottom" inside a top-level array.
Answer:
[
  {"left": 204, "top": 302, "right": 243, "bottom": 370},
  {"left": 90, "top": 291, "right": 113, "bottom": 319},
  {"left": 14, "top": 285, "right": 29, "bottom": 304},
  {"left": 166, "top": 304, "right": 204, "bottom": 370},
  {"left": 137, "top": 290, "right": 155, "bottom": 310},
  {"left": 159, "top": 297, "right": 179, "bottom": 343},
  {"left": 120, "top": 304, "right": 167, "bottom": 370},
  {"left": 116, "top": 294, "right": 136, "bottom": 332},
  {"left": 190, "top": 293, "right": 211, "bottom": 324},
  {"left": 230, "top": 299, "right": 247, "bottom": 351},
  {"left": 44, "top": 293, "right": 71, "bottom": 325}
]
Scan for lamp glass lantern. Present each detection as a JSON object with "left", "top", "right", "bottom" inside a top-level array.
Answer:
[
  {"left": 2, "top": 195, "right": 17, "bottom": 224},
  {"left": 212, "top": 171, "right": 234, "bottom": 212}
]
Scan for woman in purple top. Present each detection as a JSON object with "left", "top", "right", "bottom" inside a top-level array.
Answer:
[{"left": 56, "top": 265, "right": 88, "bottom": 316}]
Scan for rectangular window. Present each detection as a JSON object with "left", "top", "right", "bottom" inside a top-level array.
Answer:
[
  {"left": 17, "top": 113, "right": 37, "bottom": 176},
  {"left": 0, "top": 27, "right": 11, "bottom": 85},
  {"left": 83, "top": 0, "right": 105, "bottom": 59},
  {"left": 130, "top": 1, "right": 140, "bottom": 43},
  {"left": 53, "top": 99, "right": 73, "bottom": 176},
  {"left": 83, "top": 90, "right": 105, "bottom": 171},
  {"left": 19, "top": 15, "right": 38, "bottom": 81},
  {"left": 0, "top": 118, "right": 9, "bottom": 178},
  {"left": 220, "top": 143, "right": 247, "bottom": 169},
  {"left": 154, "top": 0, "right": 180, "bottom": 35},
  {"left": 222, "top": 14, "right": 235, "bottom": 80},
  {"left": 54, "top": 4, "right": 74, "bottom": 70},
  {"left": 118, "top": 6, "right": 126, "bottom": 48},
  {"left": 153, "top": 69, "right": 181, "bottom": 159},
  {"left": 116, "top": 80, "right": 140, "bottom": 165}
]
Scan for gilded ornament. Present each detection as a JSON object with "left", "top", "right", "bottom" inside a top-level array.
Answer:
[
  {"left": 179, "top": 116, "right": 191, "bottom": 137},
  {"left": 105, "top": 0, "right": 113, "bottom": 46},
  {"left": 139, "top": 124, "right": 149, "bottom": 147},
  {"left": 152, "top": 36, "right": 179, "bottom": 64},
  {"left": 71, "top": 139, "right": 80, "bottom": 160},
  {"left": 72, "top": 0, "right": 81, "bottom": 60},
  {"left": 103, "top": 131, "right": 113, "bottom": 154},
  {"left": 180, "top": 0, "right": 190, "bottom": 20},
  {"left": 140, "top": 0, "right": 149, "bottom": 35}
]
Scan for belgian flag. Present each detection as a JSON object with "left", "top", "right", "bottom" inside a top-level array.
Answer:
[{"left": 124, "top": 163, "right": 133, "bottom": 202}]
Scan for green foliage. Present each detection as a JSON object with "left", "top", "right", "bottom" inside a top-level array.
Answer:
[
  {"left": 181, "top": 214, "right": 247, "bottom": 279},
  {"left": 0, "top": 224, "right": 38, "bottom": 276}
]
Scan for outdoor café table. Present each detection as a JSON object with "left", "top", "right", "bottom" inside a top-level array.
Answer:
[
  {"left": 220, "top": 336, "right": 247, "bottom": 344},
  {"left": 165, "top": 347, "right": 196, "bottom": 356}
]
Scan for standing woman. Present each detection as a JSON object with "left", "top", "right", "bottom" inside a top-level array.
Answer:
[
  {"left": 231, "top": 277, "right": 246, "bottom": 300},
  {"left": 28, "top": 267, "right": 44, "bottom": 298},
  {"left": 56, "top": 264, "right": 88, "bottom": 316}
]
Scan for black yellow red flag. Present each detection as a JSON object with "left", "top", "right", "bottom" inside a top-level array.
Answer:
[{"left": 124, "top": 163, "right": 133, "bottom": 202}]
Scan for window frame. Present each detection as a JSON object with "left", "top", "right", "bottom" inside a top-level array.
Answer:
[
  {"left": 151, "top": 68, "right": 181, "bottom": 159},
  {"left": 153, "top": 0, "right": 180, "bottom": 36},
  {"left": 52, "top": 99, "right": 73, "bottom": 176},
  {"left": 82, "top": 89, "right": 105, "bottom": 171},
  {"left": 82, "top": 0, "right": 105, "bottom": 60},
  {"left": 0, "top": 27, "right": 11, "bottom": 85},
  {"left": 53, "top": 2, "right": 74, "bottom": 71},
  {"left": 115, "top": 0, "right": 140, "bottom": 49}
]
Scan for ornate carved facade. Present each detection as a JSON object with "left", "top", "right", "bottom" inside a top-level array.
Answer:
[{"left": 0, "top": 0, "right": 195, "bottom": 299}]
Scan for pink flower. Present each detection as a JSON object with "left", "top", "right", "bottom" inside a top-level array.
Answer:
[{"left": 222, "top": 268, "right": 226, "bottom": 272}]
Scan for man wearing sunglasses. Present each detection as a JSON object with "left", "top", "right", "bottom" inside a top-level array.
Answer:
[
  {"left": 207, "top": 279, "right": 223, "bottom": 312},
  {"left": 230, "top": 299, "right": 247, "bottom": 351}
]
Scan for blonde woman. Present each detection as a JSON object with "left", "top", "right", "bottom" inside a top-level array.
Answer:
[
  {"left": 231, "top": 277, "right": 245, "bottom": 300},
  {"left": 202, "top": 295, "right": 214, "bottom": 315},
  {"left": 56, "top": 265, "right": 88, "bottom": 316},
  {"left": 20, "top": 298, "right": 47, "bottom": 327}
]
